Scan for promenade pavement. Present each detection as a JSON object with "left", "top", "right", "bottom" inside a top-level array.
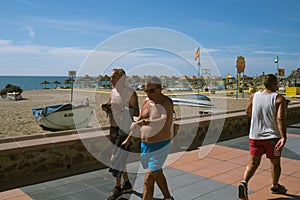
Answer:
[{"left": 0, "top": 123, "right": 299, "bottom": 200}]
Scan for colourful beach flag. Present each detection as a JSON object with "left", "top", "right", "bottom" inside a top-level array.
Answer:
[
  {"left": 274, "top": 57, "right": 279, "bottom": 63},
  {"left": 194, "top": 48, "right": 200, "bottom": 60}
]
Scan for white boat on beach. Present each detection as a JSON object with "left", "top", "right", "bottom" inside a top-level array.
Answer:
[
  {"left": 170, "top": 94, "right": 214, "bottom": 107},
  {"left": 32, "top": 103, "right": 94, "bottom": 131},
  {"left": 2, "top": 92, "right": 23, "bottom": 101}
]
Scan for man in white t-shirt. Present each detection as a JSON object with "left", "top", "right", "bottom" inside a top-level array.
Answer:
[
  {"left": 102, "top": 69, "right": 139, "bottom": 200},
  {"left": 238, "top": 74, "right": 287, "bottom": 200}
]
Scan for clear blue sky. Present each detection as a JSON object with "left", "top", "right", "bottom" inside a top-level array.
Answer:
[{"left": 0, "top": 0, "right": 299, "bottom": 77}]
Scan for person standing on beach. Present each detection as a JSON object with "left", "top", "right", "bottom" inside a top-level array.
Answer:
[
  {"left": 122, "top": 76, "right": 174, "bottom": 200},
  {"left": 238, "top": 74, "right": 287, "bottom": 200},
  {"left": 101, "top": 68, "right": 139, "bottom": 200}
]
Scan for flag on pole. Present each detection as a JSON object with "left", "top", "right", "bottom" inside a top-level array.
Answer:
[
  {"left": 194, "top": 48, "right": 200, "bottom": 60},
  {"left": 274, "top": 57, "right": 279, "bottom": 63}
]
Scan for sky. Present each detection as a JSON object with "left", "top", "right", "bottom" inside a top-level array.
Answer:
[{"left": 0, "top": 0, "right": 300, "bottom": 78}]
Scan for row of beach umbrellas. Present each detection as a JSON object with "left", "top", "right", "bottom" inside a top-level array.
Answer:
[
  {"left": 40, "top": 80, "right": 61, "bottom": 89},
  {"left": 40, "top": 79, "right": 73, "bottom": 89}
]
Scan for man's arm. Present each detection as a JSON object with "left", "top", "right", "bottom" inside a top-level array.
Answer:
[
  {"left": 245, "top": 94, "right": 254, "bottom": 118},
  {"left": 275, "top": 94, "right": 287, "bottom": 151},
  {"left": 130, "top": 91, "right": 140, "bottom": 117},
  {"left": 121, "top": 99, "right": 146, "bottom": 148},
  {"left": 142, "top": 98, "right": 173, "bottom": 127}
]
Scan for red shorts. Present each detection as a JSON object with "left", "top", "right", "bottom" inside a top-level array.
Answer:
[{"left": 249, "top": 138, "right": 281, "bottom": 159}]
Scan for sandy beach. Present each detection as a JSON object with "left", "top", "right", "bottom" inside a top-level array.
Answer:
[{"left": 0, "top": 89, "right": 252, "bottom": 138}]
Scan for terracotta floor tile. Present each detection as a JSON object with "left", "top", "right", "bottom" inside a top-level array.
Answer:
[
  {"left": 180, "top": 150, "right": 199, "bottom": 158},
  {"left": 9, "top": 196, "right": 33, "bottom": 200},
  {"left": 281, "top": 159, "right": 300, "bottom": 176},
  {"left": 172, "top": 162, "right": 203, "bottom": 172},
  {"left": 258, "top": 170, "right": 289, "bottom": 184},
  {"left": 169, "top": 149, "right": 228, "bottom": 169},
  {"left": 193, "top": 166, "right": 221, "bottom": 178},
  {"left": 205, "top": 145, "right": 233, "bottom": 157},
  {"left": 283, "top": 175, "right": 300, "bottom": 185},
  {"left": 165, "top": 152, "right": 190, "bottom": 167},
  {"left": 211, "top": 166, "right": 245, "bottom": 184},
  {"left": 176, "top": 153, "right": 200, "bottom": 162},
  {"left": 182, "top": 149, "right": 201, "bottom": 155},
  {"left": 0, "top": 189, "right": 32, "bottom": 200},
  {"left": 248, "top": 188, "right": 269, "bottom": 200},
  {"left": 209, "top": 148, "right": 249, "bottom": 161},
  {"left": 166, "top": 151, "right": 183, "bottom": 160},
  {"left": 248, "top": 172, "right": 272, "bottom": 192},
  {"left": 190, "top": 157, "right": 225, "bottom": 169},
  {"left": 291, "top": 169, "right": 300, "bottom": 179},
  {"left": 229, "top": 153, "right": 250, "bottom": 165},
  {"left": 167, "top": 158, "right": 187, "bottom": 168},
  {"left": 248, "top": 187, "right": 291, "bottom": 200},
  {"left": 208, "top": 160, "right": 240, "bottom": 173},
  {"left": 257, "top": 157, "right": 272, "bottom": 170},
  {"left": 191, "top": 160, "right": 237, "bottom": 178},
  {"left": 181, "top": 156, "right": 200, "bottom": 163},
  {"left": 281, "top": 157, "right": 292, "bottom": 164},
  {"left": 280, "top": 177, "right": 300, "bottom": 194}
]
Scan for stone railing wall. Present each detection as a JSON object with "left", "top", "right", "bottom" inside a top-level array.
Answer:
[
  {"left": 0, "top": 128, "right": 111, "bottom": 191},
  {"left": 172, "top": 110, "right": 249, "bottom": 151},
  {"left": 0, "top": 104, "right": 299, "bottom": 191}
]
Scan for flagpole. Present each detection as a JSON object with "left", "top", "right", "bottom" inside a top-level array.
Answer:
[
  {"left": 198, "top": 51, "right": 201, "bottom": 95},
  {"left": 242, "top": 72, "right": 244, "bottom": 98},
  {"left": 236, "top": 68, "right": 239, "bottom": 100},
  {"left": 275, "top": 56, "right": 279, "bottom": 77}
]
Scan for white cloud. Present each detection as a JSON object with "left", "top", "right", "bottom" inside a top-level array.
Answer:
[
  {"left": 0, "top": 42, "right": 90, "bottom": 56},
  {"left": 48, "top": 47, "right": 91, "bottom": 56},
  {"left": 19, "top": 0, "right": 49, "bottom": 10},
  {"left": 26, "top": 26, "right": 35, "bottom": 38},
  {"left": 0, "top": 41, "right": 298, "bottom": 77},
  {"left": 254, "top": 50, "right": 298, "bottom": 56},
  {"left": 32, "top": 18, "right": 127, "bottom": 35},
  {"left": 22, "top": 26, "right": 35, "bottom": 44},
  {"left": 0, "top": 39, "right": 11, "bottom": 45}
]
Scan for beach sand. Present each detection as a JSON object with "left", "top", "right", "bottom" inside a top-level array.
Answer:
[{"left": 0, "top": 89, "right": 251, "bottom": 138}]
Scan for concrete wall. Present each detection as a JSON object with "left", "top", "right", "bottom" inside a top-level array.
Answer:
[{"left": 0, "top": 104, "right": 299, "bottom": 191}]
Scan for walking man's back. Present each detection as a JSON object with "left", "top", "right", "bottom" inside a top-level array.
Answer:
[{"left": 238, "top": 74, "right": 287, "bottom": 200}]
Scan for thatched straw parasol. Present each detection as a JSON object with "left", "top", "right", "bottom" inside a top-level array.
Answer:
[
  {"left": 52, "top": 80, "right": 61, "bottom": 88},
  {"left": 40, "top": 80, "right": 50, "bottom": 89}
]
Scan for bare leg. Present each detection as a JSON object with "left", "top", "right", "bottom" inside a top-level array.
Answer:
[
  {"left": 270, "top": 158, "right": 281, "bottom": 185},
  {"left": 243, "top": 156, "right": 261, "bottom": 182},
  {"left": 122, "top": 166, "right": 130, "bottom": 182},
  {"left": 142, "top": 170, "right": 157, "bottom": 200},
  {"left": 156, "top": 169, "right": 171, "bottom": 199},
  {"left": 116, "top": 176, "right": 121, "bottom": 187}
]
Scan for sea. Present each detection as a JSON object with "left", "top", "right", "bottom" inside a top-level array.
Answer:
[{"left": 0, "top": 76, "right": 70, "bottom": 91}]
